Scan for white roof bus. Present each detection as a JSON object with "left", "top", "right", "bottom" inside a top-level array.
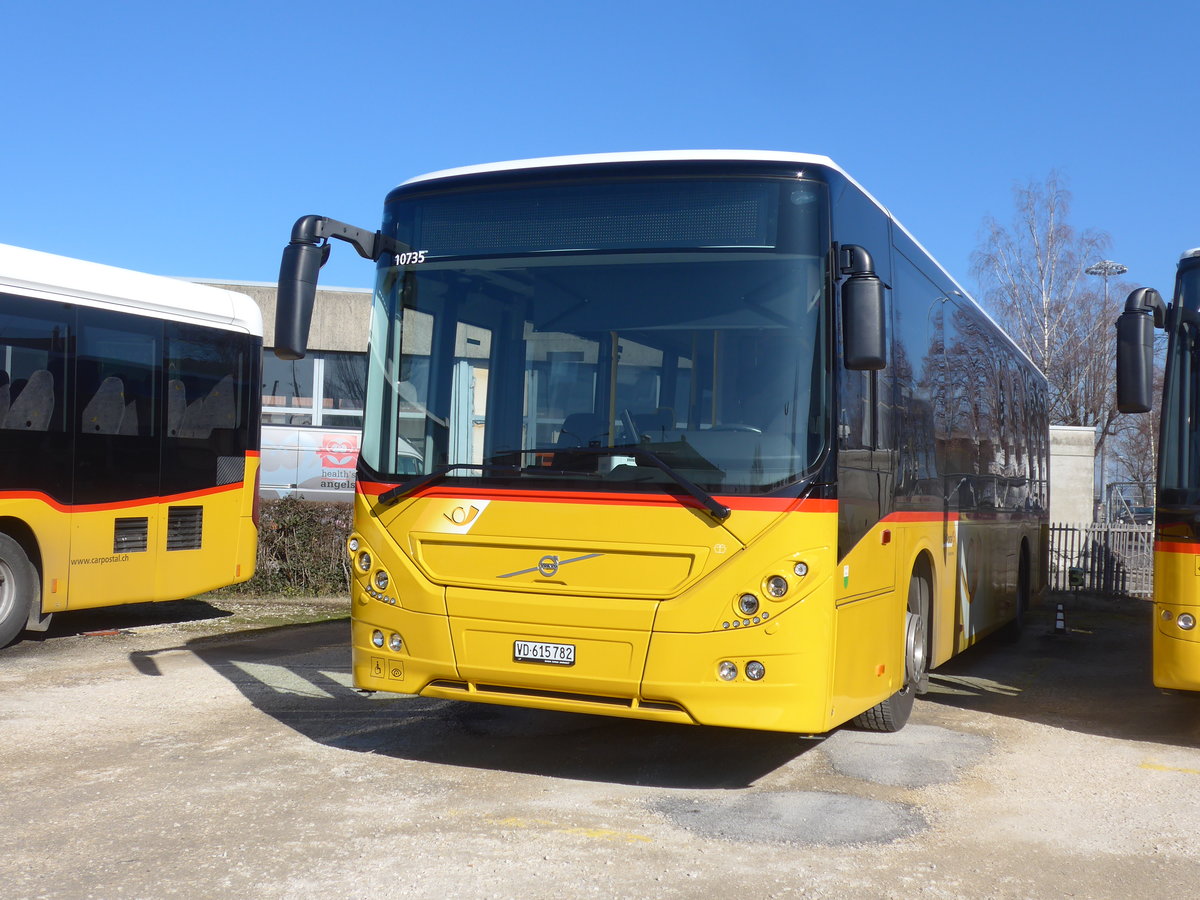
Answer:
[
  {"left": 275, "top": 150, "right": 1049, "bottom": 734},
  {"left": 1117, "top": 250, "right": 1200, "bottom": 690},
  {"left": 0, "top": 243, "right": 263, "bottom": 647}
]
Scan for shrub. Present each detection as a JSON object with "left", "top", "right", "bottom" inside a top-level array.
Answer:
[{"left": 220, "top": 498, "right": 353, "bottom": 597}]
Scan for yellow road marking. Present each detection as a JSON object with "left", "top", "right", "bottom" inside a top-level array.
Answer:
[
  {"left": 492, "top": 816, "right": 652, "bottom": 843},
  {"left": 1140, "top": 759, "right": 1200, "bottom": 775}
]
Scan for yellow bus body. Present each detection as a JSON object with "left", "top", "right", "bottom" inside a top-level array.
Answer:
[
  {"left": 0, "top": 453, "right": 258, "bottom": 616},
  {"left": 1152, "top": 542, "right": 1200, "bottom": 690},
  {"left": 348, "top": 485, "right": 1032, "bottom": 733}
]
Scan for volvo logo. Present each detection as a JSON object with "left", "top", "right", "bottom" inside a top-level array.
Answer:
[{"left": 499, "top": 552, "right": 602, "bottom": 579}]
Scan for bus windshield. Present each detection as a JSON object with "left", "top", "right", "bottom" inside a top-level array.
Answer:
[{"left": 361, "top": 176, "right": 830, "bottom": 495}]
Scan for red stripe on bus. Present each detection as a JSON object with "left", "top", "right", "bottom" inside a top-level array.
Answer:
[
  {"left": 0, "top": 481, "right": 248, "bottom": 514},
  {"left": 1156, "top": 541, "right": 1200, "bottom": 555},
  {"left": 356, "top": 481, "right": 837, "bottom": 513}
]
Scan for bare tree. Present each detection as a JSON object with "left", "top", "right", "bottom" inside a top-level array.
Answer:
[{"left": 971, "top": 172, "right": 1121, "bottom": 457}]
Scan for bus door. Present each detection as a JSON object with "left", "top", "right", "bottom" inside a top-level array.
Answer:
[{"left": 70, "top": 310, "right": 163, "bottom": 606}]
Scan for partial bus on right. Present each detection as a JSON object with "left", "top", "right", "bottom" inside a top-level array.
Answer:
[{"left": 1117, "top": 248, "right": 1200, "bottom": 690}]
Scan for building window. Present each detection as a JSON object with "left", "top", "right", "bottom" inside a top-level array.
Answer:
[{"left": 262, "top": 350, "right": 366, "bottom": 428}]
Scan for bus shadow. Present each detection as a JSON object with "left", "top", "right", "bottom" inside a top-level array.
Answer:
[
  {"left": 922, "top": 594, "right": 1200, "bottom": 748},
  {"left": 136, "top": 620, "right": 818, "bottom": 789},
  {"left": 32, "top": 598, "right": 232, "bottom": 640}
]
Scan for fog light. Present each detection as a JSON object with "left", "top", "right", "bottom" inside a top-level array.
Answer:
[
  {"left": 738, "top": 593, "right": 760, "bottom": 616},
  {"left": 388, "top": 633, "right": 403, "bottom": 651},
  {"left": 794, "top": 561, "right": 808, "bottom": 577},
  {"left": 765, "top": 575, "right": 788, "bottom": 598},
  {"left": 348, "top": 536, "right": 360, "bottom": 554},
  {"left": 358, "top": 551, "right": 372, "bottom": 572},
  {"left": 1162, "top": 609, "right": 1174, "bottom": 621},
  {"left": 718, "top": 661, "right": 738, "bottom": 681},
  {"left": 1179, "top": 614, "right": 1196, "bottom": 631},
  {"left": 371, "top": 630, "right": 385, "bottom": 648},
  {"left": 374, "top": 570, "right": 390, "bottom": 591},
  {"left": 745, "top": 661, "right": 766, "bottom": 681}
]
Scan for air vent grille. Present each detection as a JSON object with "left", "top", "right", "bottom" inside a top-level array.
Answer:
[
  {"left": 113, "top": 517, "right": 149, "bottom": 554},
  {"left": 166, "top": 506, "right": 203, "bottom": 551}
]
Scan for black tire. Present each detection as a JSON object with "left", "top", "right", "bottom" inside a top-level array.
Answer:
[
  {"left": 852, "top": 566, "right": 930, "bottom": 733},
  {"left": 0, "top": 533, "right": 38, "bottom": 649}
]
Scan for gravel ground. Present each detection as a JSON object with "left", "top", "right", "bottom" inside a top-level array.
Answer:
[{"left": 1, "top": 593, "right": 1198, "bottom": 899}]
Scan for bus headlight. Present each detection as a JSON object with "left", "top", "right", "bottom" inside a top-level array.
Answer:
[
  {"left": 737, "top": 593, "right": 760, "bottom": 616},
  {"left": 348, "top": 536, "right": 360, "bottom": 555},
  {"left": 358, "top": 551, "right": 372, "bottom": 572},
  {"left": 718, "top": 661, "right": 738, "bottom": 681},
  {"left": 793, "top": 561, "right": 808, "bottom": 577},
  {"left": 388, "top": 633, "right": 403, "bottom": 652},
  {"left": 374, "top": 570, "right": 390, "bottom": 591},
  {"left": 371, "top": 630, "right": 385, "bottom": 648},
  {"left": 745, "top": 661, "right": 766, "bottom": 681},
  {"left": 1179, "top": 614, "right": 1196, "bottom": 631},
  {"left": 765, "top": 575, "right": 788, "bottom": 598}
]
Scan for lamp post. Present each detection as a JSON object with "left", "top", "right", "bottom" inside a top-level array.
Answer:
[
  {"left": 1085, "top": 259, "right": 1128, "bottom": 306},
  {"left": 1086, "top": 259, "right": 1128, "bottom": 520}
]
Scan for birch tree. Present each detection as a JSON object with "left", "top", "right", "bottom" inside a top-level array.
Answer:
[{"left": 971, "top": 172, "right": 1121, "bottom": 457}]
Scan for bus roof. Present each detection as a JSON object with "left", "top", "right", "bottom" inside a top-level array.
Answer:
[{"left": 0, "top": 242, "right": 262, "bottom": 337}]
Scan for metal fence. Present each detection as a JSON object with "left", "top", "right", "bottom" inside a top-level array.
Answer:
[{"left": 1048, "top": 521, "right": 1153, "bottom": 598}]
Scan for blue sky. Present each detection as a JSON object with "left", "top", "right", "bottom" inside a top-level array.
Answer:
[{"left": 5, "top": 0, "right": 1198, "bottom": 306}]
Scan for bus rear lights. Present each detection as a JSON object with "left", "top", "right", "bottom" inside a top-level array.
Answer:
[
  {"left": 745, "top": 661, "right": 766, "bottom": 681},
  {"left": 718, "top": 661, "right": 738, "bottom": 681},
  {"left": 765, "top": 575, "right": 788, "bottom": 598},
  {"left": 371, "top": 630, "right": 386, "bottom": 648},
  {"left": 1178, "top": 614, "right": 1196, "bottom": 631},
  {"left": 357, "top": 551, "right": 372, "bottom": 572},
  {"left": 373, "top": 570, "right": 390, "bottom": 591},
  {"left": 738, "top": 593, "right": 760, "bottom": 616}
]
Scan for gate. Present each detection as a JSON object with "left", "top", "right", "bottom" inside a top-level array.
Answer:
[{"left": 1048, "top": 522, "right": 1153, "bottom": 598}]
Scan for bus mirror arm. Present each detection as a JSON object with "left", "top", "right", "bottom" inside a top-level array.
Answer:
[
  {"left": 275, "top": 215, "right": 411, "bottom": 361},
  {"left": 839, "top": 244, "right": 888, "bottom": 371},
  {"left": 1115, "top": 287, "right": 1166, "bottom": 414}
]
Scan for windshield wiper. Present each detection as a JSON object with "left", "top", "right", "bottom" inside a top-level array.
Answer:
[
  {"left": 531, "top": 445, "right": 730, "bottom": 521},
  {"left": 627, "top": 448, "right": 731, "bottom": 521},
  {"left": 378, "top": 464, "right": 520, "bottom": 505},
  {"left": 379, "top": 450, "right": 731, "bottom": 521}
]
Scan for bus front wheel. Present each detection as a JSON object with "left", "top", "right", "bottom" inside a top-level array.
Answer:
[
  {"left": 851, "top": 567, "right": 930, "bottom": 733},
  {"left": 0, "top": 534, "right": 38, "bottom": 648}
]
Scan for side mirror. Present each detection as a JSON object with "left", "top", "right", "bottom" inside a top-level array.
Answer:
[
  {"left": 840, "top": 245, "right": 887, "bottom": 370},
  {"left": 274, "top": 239, "right": 326, "bottom": 361},
  {"left": 1115, "top": 287, "right": 1165, "bottom": 414}
]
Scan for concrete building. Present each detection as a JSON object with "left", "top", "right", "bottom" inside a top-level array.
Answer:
[{"left": 1049, "top": 425, "right": 1096, "bottom": 524}]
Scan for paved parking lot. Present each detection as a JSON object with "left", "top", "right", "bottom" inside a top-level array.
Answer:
[{"left": 1, "top": 594, "right": 1198, "bottom": 899}]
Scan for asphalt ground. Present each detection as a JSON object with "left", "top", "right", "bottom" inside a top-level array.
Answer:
[{"left": 1, "top": 593, "right": 1198, "bottom": 899}]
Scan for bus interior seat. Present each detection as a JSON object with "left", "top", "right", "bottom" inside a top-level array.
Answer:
[
  {"left": 557, "top": 412, "right": 608, "bottom": 448},
  {"left": 179, "top": 374, "right": 236, "bottom": 439},
  {"left": 4, "top": 369, "right": 54, "bottom": 431},
  {"left": 81, "top": 376, "right": 127, "bottom": 434}
]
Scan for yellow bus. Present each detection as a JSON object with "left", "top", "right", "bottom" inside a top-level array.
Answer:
[
  {"left": 0, "top": 243, "right": 262, "bottom": 647},
  {"left": 1117, "top": 249, "right": 1200, "bottom": 690},
  {"left": 275, "top": 151, "right": 1049, "bottom": 733}
]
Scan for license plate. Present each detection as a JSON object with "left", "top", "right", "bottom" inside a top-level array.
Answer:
[{"left": 513, "top": 640, "right": 576, "bottom": 666}]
